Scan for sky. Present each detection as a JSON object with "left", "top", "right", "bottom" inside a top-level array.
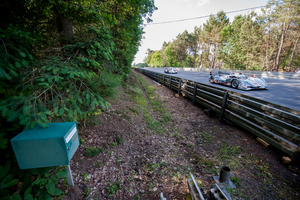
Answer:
[{"left": 133, "top": 0, "right": 268, "bottom": 64}]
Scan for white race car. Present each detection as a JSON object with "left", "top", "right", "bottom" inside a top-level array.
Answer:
[
  {"left": 164, "top": 67, "right": 178, "bottom": 74},
  {"left": 209, "top": 71, "right": 269, "bottom": 91}
]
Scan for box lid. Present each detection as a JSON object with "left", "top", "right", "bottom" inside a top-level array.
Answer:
[{"left": 11, "top": 122, "right": 77, "bottom": 141}]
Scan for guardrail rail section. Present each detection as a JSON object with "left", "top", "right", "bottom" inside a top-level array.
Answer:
[{"left": 135, "top": 68, "right": 300, "bottom": 161}]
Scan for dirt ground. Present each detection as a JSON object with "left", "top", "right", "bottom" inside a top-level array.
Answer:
[{"left": 62, "top": 71, "right": 300, "bottom": 200}]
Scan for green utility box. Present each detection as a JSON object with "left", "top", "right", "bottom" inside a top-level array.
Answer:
[{"left": 11, "top": 122, "right": 79, "bottom": 169}]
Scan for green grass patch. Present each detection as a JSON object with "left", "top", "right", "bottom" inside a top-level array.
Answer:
[
  {"left": 198, "top": 131, "right": 214, "bottom": 143},
  {"left": 217, "top": 142, "right": 241, "bottom": 161},
  {"left": 85, "top": 146, "right": 104, "bottom": 157},
  {"left": 106, "top": 180, "right": 122, "bottom": 197}
]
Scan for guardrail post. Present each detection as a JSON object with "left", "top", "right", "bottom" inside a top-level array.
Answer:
[
  {"left": 169, "top": 76, "right": 172, "bottom": 89},
  {"left": 219, "top": 92, "right": 229, "bottom": 122},
  {"left": 193, "top": 83, "right": 197, "bottom": 105},
  {"left": 178, "top": 79, "right": 182, "bottom": 95},
  {"left": 163, "top": 75, "right": 165, "bottom": 86}
]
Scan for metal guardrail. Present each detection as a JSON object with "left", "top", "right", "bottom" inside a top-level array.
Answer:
[
  {"left": 175, "top": 68, "right": 300, "bottom": 80},
  {"left": 135, "top": 68, "right": 300, "bottom": 161}
]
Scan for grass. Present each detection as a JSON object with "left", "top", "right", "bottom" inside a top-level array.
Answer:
[
  {"left": 83, "top": 187, "right": 92, "bottom": 198},
  {"left": 231, "top": 176, "right": 241, "bottom": 187},
  {"left": 190, "top": 154, "right": 218, "bottom": 174},
  {"left": 106, "top": 180, "right": 122, "bottom": 197},
  {"left": 216, "top": 142, "right": 241, "bottom": 169},
  {"left": 85, "top": 146, "right": 104, "bottom": 157},
  {"left": 198, "top": 131, "right": 214, "bottom": 143},
  {"left": 93, "top": 160, "right": 103, "bottom": 168}
]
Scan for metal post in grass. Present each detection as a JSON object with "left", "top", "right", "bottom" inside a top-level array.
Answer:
[
  {"left": 178, "top": 79, "right": 182, "bottom": 95},
  {"left": 219, "top": 92, "right": 229, "bottom": 122},
  {"left": 193, "top": 83, "right": 197, "bottom": 105}
]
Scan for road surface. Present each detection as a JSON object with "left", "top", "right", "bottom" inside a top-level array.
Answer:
[{"left": 144, "top": 68, "right": 300, "bottom": 112}]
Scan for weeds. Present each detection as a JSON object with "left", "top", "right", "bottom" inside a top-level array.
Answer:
[
  {"left": 83, "top": 187, "right": 92, "bottom": 198},
  {"left": 85, "top": 146, "right": 104, "bottom": 157},
  {"left": 106, "top": 180, "right": 122, "bottom": 197},
  {"left": 129, "top": 172, "right": 135, "bottom": 181},
  {"left": 110, "top": 142, "right": 116, "bottom": 148},
  {"left": 93, "top": 160, "right": 103, "bottom": 168},
  {"left": 199, "top": 132, "right": 214, "bottom": 143},
  {"left": 116, "top": 154, "right": 122, "bottom": 165},
  {"left": 82, "top": 173, "right": 89, "bottom": 182},
  {"left": 217, "top": 142, "right": 241, "bottom": 161},
  {"left": 231, "top": 176, "right": 241, "bottom": 187},
  {"left": 116, "top": 136, "right": 124, "bottom": 145}
]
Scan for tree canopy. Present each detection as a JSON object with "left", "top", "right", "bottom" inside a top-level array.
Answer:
[{"left": 145, "top": 0, "right": 300, "bottom": 72}]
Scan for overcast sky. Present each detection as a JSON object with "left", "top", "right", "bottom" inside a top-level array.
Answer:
[{"left": 133, "top": 0, "right": 267, "bottom": 64}]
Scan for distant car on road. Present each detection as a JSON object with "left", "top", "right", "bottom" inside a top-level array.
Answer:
[
  {"left": 164, "top": 67, "right": 178, "bottom": 74},
  {"left": 296, "top": 68, "right": 300, "bottom": 73},
  {"left": 209, "top": 71, "right": 269, "bottom": 91}
]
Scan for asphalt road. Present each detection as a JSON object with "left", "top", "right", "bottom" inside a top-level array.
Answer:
[{"left": 144, "top": 68, "right": 300, "bottom": 112}]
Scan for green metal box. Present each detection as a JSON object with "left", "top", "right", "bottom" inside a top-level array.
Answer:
[{"left": 10, "top": 122, "right": 79, "bottom": 169}]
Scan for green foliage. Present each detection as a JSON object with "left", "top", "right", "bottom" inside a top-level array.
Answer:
[
  {"left": 85, "top": 147, "right": 104, "bottom": 157},
  {"left": 0, "top": 0, "right": 157, "bottom": 198},
  {"left": 217, "top": 142, "right": 241, "bottom": 161},
  {"left": 106, "top": 180, "right": 122, "bottom": 197},
  {"left": 0, "top": 165, "right": 19, "bottom": 198},
  {"left": 0, "top": 165, "right": 67, "bottom": 200},
  {"left": 0, "top": 133, "right": 8, "bottom": 150},
  {"left": 116, "top": 136, "right": 124, "bottom": 145}
]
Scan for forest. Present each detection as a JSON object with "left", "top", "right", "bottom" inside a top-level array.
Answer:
[
  {"left": 144, "top": 0, "right": 300, "bottom": 72},
  {"left": 0, "top": 0, "right": 156, "bottom": 199}
]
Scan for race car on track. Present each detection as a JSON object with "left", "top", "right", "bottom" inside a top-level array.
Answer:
[
  {"left": 164, "top": 67, "right": 178, "bottom": 74},
  {"left": 209, "top": 71, "right": 269, "bottom": 91}
]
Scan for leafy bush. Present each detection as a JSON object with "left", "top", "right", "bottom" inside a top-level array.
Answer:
[
  {"left": 0, "top": 165, "right": 19, "bottom": 198},
  {"left": 0, "top": 165, "right": 67, "bottom": 200}
]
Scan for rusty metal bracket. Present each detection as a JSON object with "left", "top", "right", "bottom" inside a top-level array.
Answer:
[{"left": 193, "top": 83, "right": 198, "bottom": 105}]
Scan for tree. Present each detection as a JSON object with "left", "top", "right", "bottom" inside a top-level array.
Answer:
[
  {"left": 173, "top": 31, "right": 189, "bottom": 67},
  {"left": 267, "top": 0, "right": 300, "bottom": 71},
  {"left": 203, "top": 11, "right": 229, "bottom": 68}
]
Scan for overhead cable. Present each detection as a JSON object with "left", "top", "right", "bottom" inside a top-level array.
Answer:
[{"left": 146, "top": 5, "right": 267, "bottom": 25}]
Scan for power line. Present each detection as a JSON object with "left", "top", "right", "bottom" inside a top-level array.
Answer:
[{"left": 146, "top": 5, "right": 267, "bottom": 25}]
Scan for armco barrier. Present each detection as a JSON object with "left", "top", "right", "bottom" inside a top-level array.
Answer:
[{"left": 135, "top": 68, "right": 300, "bottom": 161}]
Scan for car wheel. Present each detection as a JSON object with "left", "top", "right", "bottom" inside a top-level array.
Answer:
[
  {"left": 209, "top": 76, "right": 214, "bottom": 83},
  {"left": 231, "top": 79, "right": 239, "bottom": 88}
]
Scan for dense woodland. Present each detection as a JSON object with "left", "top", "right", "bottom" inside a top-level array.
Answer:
[
  {"left": 0, "top": 0, "right": 156, "bottom": 199},
  {"left": 145, "top": 0, "right": 300, "bottom": 72}
]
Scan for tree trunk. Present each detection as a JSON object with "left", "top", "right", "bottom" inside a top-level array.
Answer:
[
  {"left": 288, "top": 34, "right": 299, "bottom": 72},
  {"left": 276, "top": 22, "right": 289, "bottom": 72},
  {"left": 194, "top": 53, "right": 197, "bottom": 68},
  {"left": 212, "top": 44, "right": 216, "bottom": 69},
  {"left": 266, "top": 37, "right": 269, "bottom": 71},
  {"left": 56, "top": 13, "right": 75, "bottom": 45}
]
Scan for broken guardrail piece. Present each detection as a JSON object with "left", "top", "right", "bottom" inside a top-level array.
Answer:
[
  {"left": 210, "top": 182, "right": 232, "bottom": 200},
  {"left": 187, "top": 173, "right": 205, "bottom": 200}
]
